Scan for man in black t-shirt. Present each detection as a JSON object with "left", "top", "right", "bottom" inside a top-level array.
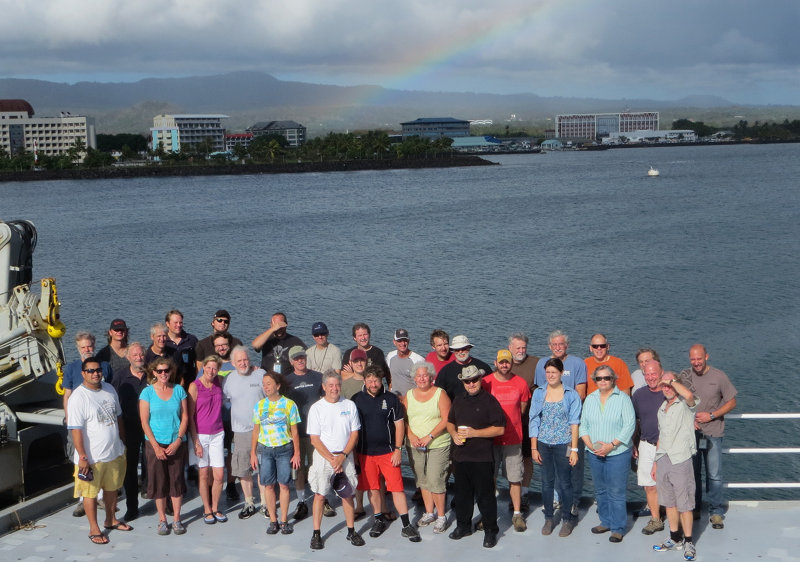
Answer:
[
  {"left": 342, "top": 322, "right": 391, "bottom": 388},
  {"left": 252, "top": 312, "right": 305, "bottom": 375}
]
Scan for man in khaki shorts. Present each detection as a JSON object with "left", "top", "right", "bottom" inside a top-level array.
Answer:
[{"left": 67, "top": 357, "right": 131, "bottom": 544}]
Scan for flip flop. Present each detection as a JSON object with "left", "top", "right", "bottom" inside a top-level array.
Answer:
[
  {"left": 104, "top": 522, "right": 133, "bottom": 531},
  {"left": 89, "top": 534, "right": 109, "bottom": 545},
  {"left": 203, "top": 513, "right": 216, "bottom": 524}
]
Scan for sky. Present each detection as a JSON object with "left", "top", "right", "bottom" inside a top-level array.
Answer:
[{"left": 1, "top": 0, "right": 798, "bottom": 105}]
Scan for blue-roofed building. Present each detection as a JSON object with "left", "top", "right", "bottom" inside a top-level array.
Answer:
[{"left": 400, "top": 117, "right": 471, "bottom": 139}]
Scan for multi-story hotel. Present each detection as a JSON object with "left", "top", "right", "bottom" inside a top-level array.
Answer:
[
  {"left": 401, "top": 117, "right": 471, "bottom": 139},
  {"left": 151, "top": 114, "right": 228, "bottom": 153},
  {"left": 246, "top": 120, "right": 306, "bottom": 147},
  {"left": 0, "top": 99, "right": 96, "bottom": 161},
  {"left": 556, "top": 112, "right": 659, "bottom": 140}
]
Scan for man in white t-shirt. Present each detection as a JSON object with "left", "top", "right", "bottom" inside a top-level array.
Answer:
[
  {"left": 67, "top": 357, "right": 130, "bottom": 544},
  {"left": 307, "top": 371, "right": 363, "bottom": 549},
  {"left": 385, "top": 328, "right": 424, "bottom": 397}
]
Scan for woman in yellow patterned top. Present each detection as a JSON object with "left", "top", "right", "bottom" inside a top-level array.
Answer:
[{"left": 250, "top": 371, "right": 301, "bottom": 535}]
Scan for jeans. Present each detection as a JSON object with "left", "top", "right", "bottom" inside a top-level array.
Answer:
[
  {"left": 257, "top": 442, "right": 294, "bottom": 486},
  {"left": 693, "top": 432, "right": 724, "bottom": 515},
  {"left": 587, "top": 449, "right": 631, "bottom": 534},
  {"left": 539, "top": 443, "right": 574, "bottom": 520}
]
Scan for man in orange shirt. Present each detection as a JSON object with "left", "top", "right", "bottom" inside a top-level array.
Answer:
[{"left": 584, "top": 334, "right": 634, "bottom": 395}]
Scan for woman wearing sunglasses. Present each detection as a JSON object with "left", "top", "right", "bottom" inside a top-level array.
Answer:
[
  {"left": 579, "top": 365, "right": 635, "bottom": 543},
  {"left": 139, "top": 357, "right": 190, "bottom": 536}
]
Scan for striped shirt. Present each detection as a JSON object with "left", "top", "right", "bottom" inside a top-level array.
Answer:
[{"left": 579, "top": 387, "right": 635, "bottom": 456}]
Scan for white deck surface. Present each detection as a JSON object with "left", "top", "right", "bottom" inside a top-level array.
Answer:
[{"left": 2, "top": 486, "right": 798, "bottom": 562}]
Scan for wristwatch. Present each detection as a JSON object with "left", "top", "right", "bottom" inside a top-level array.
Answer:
[{"left": 709, "top": 412, "right": 716, "bottom": 420}]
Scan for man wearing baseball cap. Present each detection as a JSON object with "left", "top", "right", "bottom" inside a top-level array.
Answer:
[
  {"left": 306, "top": 322, "right": 342, "bottom": 374},
  {"left": 385, "top": 329, "right": 424, "bottom": 397},
  {"left": 435, "top": 335, "right": 493, "bottom": 401},
  {"left": 482, "top": 350, "right": 532, "bottom": 532}
]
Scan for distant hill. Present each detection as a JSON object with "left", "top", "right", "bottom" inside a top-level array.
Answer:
[{"left": 1, "top": 71, "right": 797, "bottom": 136}]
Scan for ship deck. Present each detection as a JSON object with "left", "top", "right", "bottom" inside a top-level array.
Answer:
[{"left": 1, "top": 481, "right": 796, "bottom": 561}]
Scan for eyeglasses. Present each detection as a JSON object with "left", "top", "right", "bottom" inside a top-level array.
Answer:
[
  {"left": 154, "top": 368, "right": 171, "bottom": 374},
  {"left": 591, "top": 344, "right": 609, "bottom": 349},
  {"left": 83, "top": 368, "right": 103, "bottom": 374},
  {"left": 463, "top": 378, "right": 481, "bottom": 385},
  {"left": 214, "top": 318, "right": 230, "bottom": 324},
  {"left": 594, "top": 376, "right": 613, "bottom": 381}
]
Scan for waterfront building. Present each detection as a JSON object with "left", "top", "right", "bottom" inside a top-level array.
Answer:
[
  {"left": 602, "top": 129, "right": 698, "bottom": 144},
  {"left": 225, "top": 133, "right": 254, "bottom": 151},
  {"left": 556, "top": 112, "right": 659, "bottom": 141},
  {"left": 246, "top": 120, "right": 306, "bottom": 147},
  {"left": 400, "top": 117, "right": 471, "bottom": 140},
  {"left": 0, "top": 99, "right": 96, "bottom": 162},
  {"left": 150, "top": 114, "right": 228, "bottom": 154}
]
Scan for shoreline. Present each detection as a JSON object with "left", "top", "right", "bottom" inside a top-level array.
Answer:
[{"left": 0, "top": 155, "right": 496, "bottom": 183}]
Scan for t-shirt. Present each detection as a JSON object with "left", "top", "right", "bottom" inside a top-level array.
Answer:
[
  {"left": 425, "top": 350, "right": 455, "bottom": 375},
  {"left": 448, "top": 389, "right": 506, "bottom": 463},
  {"left": 341, "top": 376, "right": 364, "bottom": 399},
  {"left": 632, "top": 386, "right": 666, "bottom": 444},
  {"left": 96, "top": 345, "right": 130, "bottom": 379},
  {"left": 283, "top": 370, "right": 323, "bottom": 436},
  {"left": 66, "top": 382, "right": 124, "bottom": 464},
  {"left": 511, "top": 355, "right": 539, "bottom": 392},
  {"left": 631, "top": 368, "right": 646, "bottom": 393},
  {"left": 386, "top": 350, "right": 424, "bottom": 396},
  {"left": 111, "top": 367, "right": 148, "bottom": 430},
  {"left": 258, "top": 333, "right": 306, "bottom": 375},
  {"left": 306, "top": 343, "right": 343, "bottom": 374},
  {"left": 170, "top": 331, "right": 199, "bottom": 390},
  {"left": 351, "top": 387, "right": 404, "bottom": 455},
  {"left": 585, "top": 355, "right": 634, "bottom": 394},
  {"left": 343, "top": 346, "right": 391, "bottom": 385},
  {"left": 481, "top": 373, "right": 531, "bottom": 445},
  {"left": 534, "top": 355, "right": 587, "bottom": 393},
  {"left": 306, "top": 397, "right": 361, "bottom": 452},
  {"left": 677, "top": 365, "right": 737, "bottom": 438},
  {"left": 435, "top": 357, "right": 493, "bottom": 401},
  {"left": 139, "top": 384, "right": 187, "bottom": 444},
  {"left": 222, "top": 369, "right": 266, "bottom": 433},
  {"left": 253, "top": 396, "right": 301, "bottom": 447}
]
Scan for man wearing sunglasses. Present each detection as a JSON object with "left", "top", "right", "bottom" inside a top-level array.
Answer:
[
  {"left": 194, "top": 310, "right": 243, "bottom": 373},
  {"left": 584, "top": 334, "right": 634, "bottom": 395}
]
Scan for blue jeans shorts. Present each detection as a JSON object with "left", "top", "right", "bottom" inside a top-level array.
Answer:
[{"left": 257, "top": 442, "right": 293, "bottom": 486}]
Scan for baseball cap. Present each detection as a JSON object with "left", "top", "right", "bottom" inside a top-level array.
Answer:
[
  {"left": 109, "top": 319, "right": 128, "bottom": 331},
  {"left": 312, "top": 322, "right": 329, "bottom": 336},
  {"left": 214, "top": 309, "right": 231, "bottom": 320},
  {"left": 496, "top": 349, "right": 513, "bottom": 363},
  {"left": 288, "top": 345, "right": 307, "bottom": 360},
  {"left": 393, "top": 328, "right": 409, "bottom": 341},
  {"left": 350, "top": 348, "right": 367, "bottom": 362},
  {"left": 331, "top": 471, "right": 354, "bottom": 499}
]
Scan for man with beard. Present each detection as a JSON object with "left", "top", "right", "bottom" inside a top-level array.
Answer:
[
  {"left": 435, "top": 335, "right": 492, "bottom": 401},
  {"left": 194, "top": 310, "right": 243, "bottom": 372},
  {"left": 253, "top": 312, "right": 306, "bottom": 375},
  {"left": 507, "top": 332, "right": 539, "bottom": 512},
  {"left": 165, "top": 309, "right": 198, "bottom": 390}
]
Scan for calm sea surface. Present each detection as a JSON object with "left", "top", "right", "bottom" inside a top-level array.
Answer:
[{"left": 3, "top": 143, "right": 799, "bottom": 499}]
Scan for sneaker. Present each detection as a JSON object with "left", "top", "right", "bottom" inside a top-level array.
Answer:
[
  {"left": 369, "top": 518, "right": 388, "bottom": 538},
  {"left": 683, "top": 541, "right": 696, "bottom": 561},
  {"left": 433, "top": 516, "right": 448, "bottom": 534},
  {"left": 418, "top": 513, "right": 436, "bottom": 526},
  {"left": 280, "top": 521, "right": 293, "bottom": 535},
  {"left": 653, "top": 537, "right": 684, "bottom": 551},
  {"left": 238, "top": 504, "right": 257, "bottom": 519},
  {"left": 609, "top": 532, "right": 623, "bottom": 543},
  {"left": 541, "top": 518, "right": 555, "bottom": 536},
  {"left": 642, "top": 518, "right": 665, "bottom": 535},
  {"left": 310, "top": 534, "right": 324, "bottom": 550},
  {"left": 157, "top": 520, "right": 170, "bottom": 535},
  {"left": 172, "top": 520, "right": 186, "bottom": 535},
  {"left": 347, "top": 530, "right": 365, "bottom": 546},
  {"left": 558, "top": 520, "right": 575, "bottom": 537},
  {"left": 512, "top": 513, "right": 527, "bottom": 532},
  {"left": 226, "top": 482, "right": 239, "bottom": 502},
  {"left": 72, "top": 503, "right": 85, "bottom": 517},
  {"left": 710, "top": 514, "right": 724, "bottom": 529},
  {"left": 520, "top": 496, "right": 530, "bottom": 513},
  {"left": 323, "top": 500, "right": 336, "bottom": 517},
  {"left": 293, "top": 501, "right": 308, "bottom": 521},
  {"left": 261, "top": 505, "right": 269, "bottom": 518},
  {"left": 570, "top": 503, "right": 579, "bottom": 517},
  {"left": 266, "top": 521, "right": 279, "bottom": 535},
  {"left": 402, "top": 524, "right": 422, "bottom": 542}
]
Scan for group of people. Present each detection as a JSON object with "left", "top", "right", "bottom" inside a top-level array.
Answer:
[{"left": 64, "top": 311, "right": 737, "bottom": 560}]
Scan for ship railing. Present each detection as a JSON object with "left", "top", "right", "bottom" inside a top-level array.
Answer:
[{"left": 722, "top": 412, "right": 800, "bottom": 489}]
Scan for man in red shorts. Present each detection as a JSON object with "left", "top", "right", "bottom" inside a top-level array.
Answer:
[{"left": 351, "top": 367, "right": 421, "bottom": 542}]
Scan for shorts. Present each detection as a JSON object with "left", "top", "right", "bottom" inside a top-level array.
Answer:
[
  {"left": 656, "top": 456, "right": 695, "bottom": 513},
  {"left": 145, "top": 441, "right": 187, "bottom": 499},
  {"left": 73, "top": 454, "right": 126, "bottom": 499},
  {"left": 494, "top": 443, "right": 524, "bottom": 483},
  {"left": 197, "top": 431, "right": 225, "bottom": 468},
  {"left": 257, "top": 442, "right": 294, "bottom": 486},
  {"left": 231, "top": 432, "right": 254, "bottom": 478},
  {"left": 637, "top": 440, "right": 657, "bottom": 486},
  {"left": 408, "top": 444, "right": 450, "bottom": 494},
  {"left": 298, "top": 436, "right": 314, "bottom": 471},
  {"left": 308, "top": 450, "right": 358, "bottom": 497},
  {"left": 357, "top": 452, "right": 404, "bottom": 492}
]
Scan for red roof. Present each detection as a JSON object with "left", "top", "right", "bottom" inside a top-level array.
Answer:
[{"left": 0, "top": 99, "right": 34, "bottom": 116}]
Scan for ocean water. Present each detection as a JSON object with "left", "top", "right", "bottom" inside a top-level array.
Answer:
[{"left": 3, "top": 143, "right": 799, "bottom": 499}]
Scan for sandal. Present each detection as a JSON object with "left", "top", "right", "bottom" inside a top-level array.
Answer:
[
  {"left": 104, "top": 521, "right": 133, "bottom": 531},
  {"left": 203, "top": 513, "right": 216, "bottom": 524},
  {"left": 89, "top": 534, "right": 109, "bottom": 545},
  {"left": 214, "top": 511, "right": 228, "bottom": 523}
]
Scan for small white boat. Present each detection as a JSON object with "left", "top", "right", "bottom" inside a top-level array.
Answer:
[{"left": 648, "top": 166, "right": 660, "bottom": 177}]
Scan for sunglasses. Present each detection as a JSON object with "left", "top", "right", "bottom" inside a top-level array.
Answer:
[
  {"left": 594, "top": 376, "right": 613, "bottom": 381},
  {"left": 154, "top": 368, "right": 171, "bottom": 374},
  {"left": 214, "top": 318, "right": 230, "bottom": 324},
  {"left": 463, "top": 378, "right": 481, "bottom": 385},
  {"left": 590, "top": 344, "right": 609, "bottom": 349},
  {"left": 83, "top": 368, "right": 103, "bottom": 374}
]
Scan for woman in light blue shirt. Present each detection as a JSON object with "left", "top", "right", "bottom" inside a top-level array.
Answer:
[{"left": 579, "top": 365, "right": 635, "bottom": 543}]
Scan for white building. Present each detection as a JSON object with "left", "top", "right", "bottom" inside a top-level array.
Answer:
[
  {"left": 601, "top": 129, "right": 697, "bottom": 144},
  {"left": 151, "top": 114, "right": 228, "bottom": 153},
  {"left": 0, "top": 99, "right": 96, "bottom": 161},
  {"left": 556, "top": 112, "right": 659, "bottom": 140}
]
